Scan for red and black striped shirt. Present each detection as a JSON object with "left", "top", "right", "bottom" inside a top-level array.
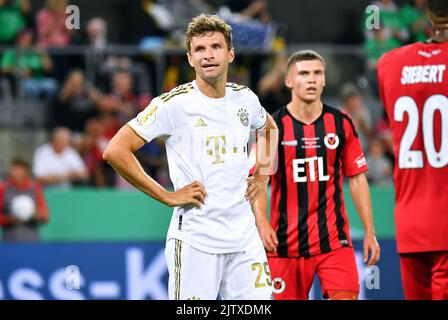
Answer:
[{"left": 269, "top": 104, "right": 367, "bottom": 258}]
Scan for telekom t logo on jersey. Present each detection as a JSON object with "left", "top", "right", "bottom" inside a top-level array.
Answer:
[{"left": 292, "top": 156, "right": 329, "bottom": 183}]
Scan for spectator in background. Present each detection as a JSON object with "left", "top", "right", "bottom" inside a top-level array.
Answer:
[
  {"left": 0, "top": 0, "right": 31, "bottom": 45},
  {"left": 340, "top": 84, "right": 374, "bottom": 153},
  {"left": 135, "top": 140, "right": 167, "bottom": 183},
  {"left": 54, "top": 69, "right": 100, "bottom": 133},
  {"left": 71, "top": 15, "right": 153, "bottom": 98},
  {"left": 0, "top": 28, "right": 58, "bottom": 103},
  {"left": 366, "top": 138, "right": 393, "bottom": 186},
  {"left": 86, "top": 17, "right": 107, "bottom": 50},
  {"left": 150, "top": 0, "right": 214, "bottom": 37},
  {"left": 36, "top": 0, "right": 71, "bottom": 48},
  {"left": 33, "top": 127, "right": 89, "bottom": 189},
  {"left": 0, "top": 158, "right": 48, "bottom": 242},
  {"left": 365, "top": 0, "right": 409, "bottom": 43},
  {"left": 98, "top": 70, "right": 141, "bottom": 125},
  {"left": 76, "top": 118, "right": 108, "bottom": 187},
  {"left": 256, "top": 51, "right": 289, "bottom": 114},
  {"left": 400, "top": 0, "right": 430, "bottom": 43},
  {"left": 36, "top": 0, "right": 73, "bottom": 82},
  {"left": 226, "top": 0, "right": 271, "bottom": 23},
  {"left": 364, "top": 26, "right": 401, "bottom": 86},
  {"left": 83, "top": 114, "right": 120, "bottom": 187}
]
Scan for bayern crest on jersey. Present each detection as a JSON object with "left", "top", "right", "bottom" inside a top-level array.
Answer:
[{"left": 324, "top": 133, "right": 339, "bottom": 149}]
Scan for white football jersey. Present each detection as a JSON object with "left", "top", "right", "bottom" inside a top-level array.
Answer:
[{"left": 128, "top": 80, "right": 268, "bottom": 253}]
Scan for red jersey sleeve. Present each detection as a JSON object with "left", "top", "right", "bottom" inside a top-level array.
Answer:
[{"left": 341, "top": 114, "right": 368, "bottom": 177}]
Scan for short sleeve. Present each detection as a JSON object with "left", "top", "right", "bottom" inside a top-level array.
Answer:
[
  {"left": 249, "top": 93, "right": 268, "bottom": 130},
  {"left": 127, "top": 97, "right": 174, "bottom": 143},
  {"left": 342, "top": 115, "right": 368, "bottom": 177}
]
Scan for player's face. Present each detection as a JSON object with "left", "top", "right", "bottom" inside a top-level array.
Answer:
[
  {"left": 285, "top": 59, "right": 325, "bottom": 104},
  {"left": 187, "top": 32, "right": 234, "bottom": 84}
]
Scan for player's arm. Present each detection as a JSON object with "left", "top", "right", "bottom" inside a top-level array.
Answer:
[
  {"left": 246, "top": 114, "right": 278, "bottom": 203},
  {"left": 348, "top": 172, "right": 380, "bottom": 266},
  {"left": 251, "top": 183, "right": 278, "bottom": 253},
  {"left": 103, "top": 125, "right": 206, "bottom": 208},
  {"left": 248, "top": 113, "right": 279, "bottom": 253}
]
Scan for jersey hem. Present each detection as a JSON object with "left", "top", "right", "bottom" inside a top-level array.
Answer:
[{"left": 166, "top": 233, "right": 254, "bottom": 254}]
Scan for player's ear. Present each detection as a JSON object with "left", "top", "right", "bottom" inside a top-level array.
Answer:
[
  {"left": 284, "top": 73, "right": 292, "bottom": 89},
  {"left": 187, "top": 52, "right": 194, "bottom": 67},
  {"left": 228, "top": 47, "right": 235, "bottom": 63}
]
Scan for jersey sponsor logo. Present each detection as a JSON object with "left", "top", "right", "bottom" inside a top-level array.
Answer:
[
  {"left": 292, "top": 156, "right": 330, "bottom": 182},
  {"left": 137, "top": 105, "right": 158, "bottom": 127},
  {"left": 324, "top": 133, "right": 339, "bottom": 149},
  {"left": 272, "top": 277, "right": 286, "bottom": 294},
  {"left": 194, "top": 117, "right": 207, "bottom": 127},
  {"left": 355, "top": 154, "right": 367, "bottom": 168},
  {"left": 401, "top": 64, "right": 446, "bottom": 85},
  {"left": 417, "top": 49, "right": 442, "bottom": 58},
  {"left": 237, "top": 108, "right": 249, "bottom": 127},
  {"left": 281, "top": 140, "right": 298, "bottom": 147},
  {"left": 302, "top": 137, "right": 320, "bottom": 149}
]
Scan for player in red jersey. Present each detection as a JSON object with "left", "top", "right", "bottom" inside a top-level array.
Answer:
[
  {"left": 377, "top": 0, "right": 448, "bottom": 300},
  {"left": 253, "top": 50, "right": 380, "bottom": 300}
]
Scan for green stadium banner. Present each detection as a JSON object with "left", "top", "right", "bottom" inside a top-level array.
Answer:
[{"left": 0, "top": 186, "right": 396, "bottom": 242}]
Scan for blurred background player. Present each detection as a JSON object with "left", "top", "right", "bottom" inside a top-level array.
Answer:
[
  {"left": 103, "top": 14, "right": 277, "bottom": 300},
  {"left": 253, "top": 50, "right": 380, "bottom": 300},
  {"left": 0, "top": 158, "right": 48, "bottom": 241},
  {"left": 377, "top": 0, "right": 448, "bottom": 300}
]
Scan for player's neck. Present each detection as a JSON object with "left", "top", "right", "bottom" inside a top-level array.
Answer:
[
  {"left": 430, "top": 28, "right": 448, "bottom": 43},
  {"left": 287, "top": 99, "right": 323, "bottom": 125},
  {"left": 429, "top": 20, "right": 448, "bottom": 43},
  {"left": 195, "top": 75, "right": 227, "bottom": 99}
]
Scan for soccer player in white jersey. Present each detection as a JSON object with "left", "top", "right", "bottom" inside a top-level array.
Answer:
[{"left": 103, "top": 14, "right": 278, "bottom": 300}]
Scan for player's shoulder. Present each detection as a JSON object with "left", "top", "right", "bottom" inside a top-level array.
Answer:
[
  {"left": 154, "top": 82, "right": 195, "bottom": 106},
  {"left": 271, "top": 106, "right": 287, "bottom": 123},
  {"left": 378, "top": 42, "right": 423, "bottom": 69},
  {"left": 226, "top": 82, "right": 257, "bottom": 100},
  {"left": 323, "top": 103, "right": 346, "bottom": 118},
  {"left": 324, "top": 104, "right": 358, "bottom": 134}
]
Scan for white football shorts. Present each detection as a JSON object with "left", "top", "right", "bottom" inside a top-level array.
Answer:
[{"left": 165, "top": 236, "right": 273, "bottom": 300}]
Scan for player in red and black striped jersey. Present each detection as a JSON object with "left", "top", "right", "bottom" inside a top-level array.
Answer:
[
  {"left": 253, "top": 50, "right": 380, "bottom": 300},
  {"left": 377, "top": 0, "right": 448, "bottom": 300}
]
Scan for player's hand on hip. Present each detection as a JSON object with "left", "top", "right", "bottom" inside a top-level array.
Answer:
[
  {"left": 166, "top": 181, "right": 207, "bottom": 208},
  {"left": 257, "top": 220, "right": 278, "bottom": 253},
  {"left": 245, "top": 175, "right": 269, "bottom": 204},
  {"left": 363, "top": 233, "right": 380, "bottom": 266}
]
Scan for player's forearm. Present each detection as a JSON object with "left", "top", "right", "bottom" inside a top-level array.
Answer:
[
  {"left": 103, "top": 146, "right": 170, "bottom": 205},
  {"left": 251, "top": 187, "right": 269, "bottom": 227},
  {"left": 253, "top": 115, "right": 278, "bottom": 177},
  {"left": 348, "top": 173, "right": 376, "bottom": 236}
]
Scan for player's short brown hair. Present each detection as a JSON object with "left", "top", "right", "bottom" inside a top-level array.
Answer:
[
  {"left": 427, "top": 0, "right": 448, "bottom": 18},
  {"left": 286, "top": 50, "right": 326, "bottom": 73},
  {"left": 186, "top": 14, "right": 232, "bottom": 53}
]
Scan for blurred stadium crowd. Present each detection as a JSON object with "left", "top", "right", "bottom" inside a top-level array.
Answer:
[{"left": 0, "top": 0, "right": 430, "bottom": 190}]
